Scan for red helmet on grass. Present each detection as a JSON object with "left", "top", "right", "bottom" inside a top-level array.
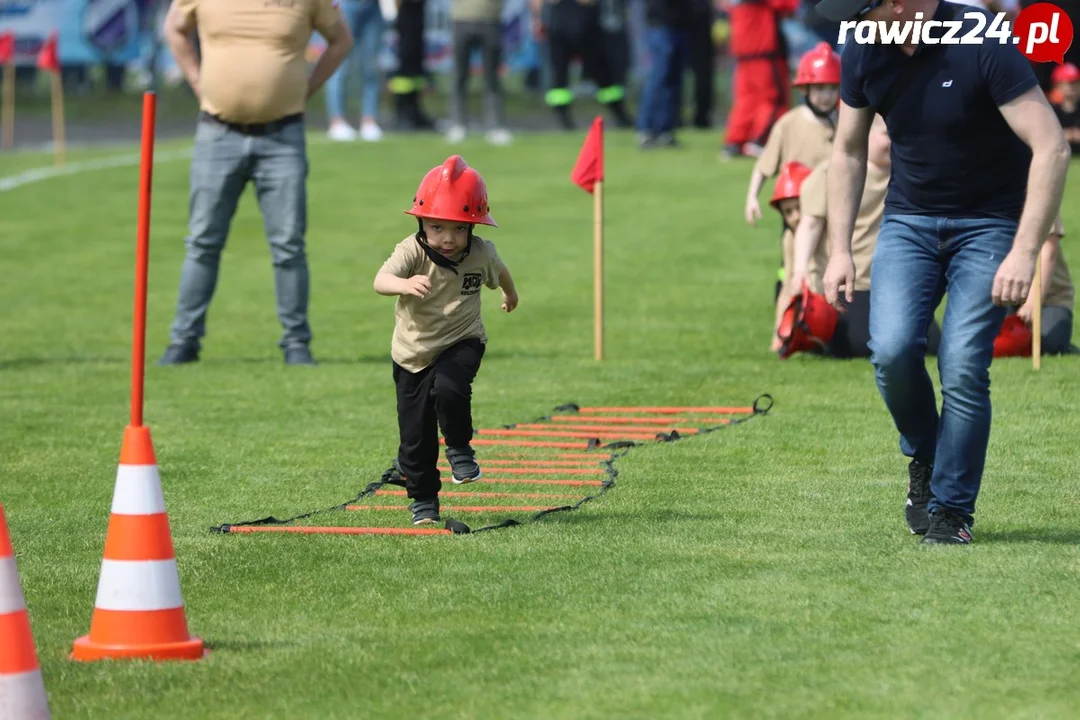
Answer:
[
  {"left": 770, "top": 161, "right": 813, "bottom": 208},
  {"left": 993, "top": 315, "right": 1033, "bottom": 358},
  {"left": 777, "top": 282, "right": 839, "bottom": 359},
  {"left": 406, "top": 155, "right": 497, "bottom": 227},
  {"left": 793, "top": 42, "right": 841, "bottom": 87}
]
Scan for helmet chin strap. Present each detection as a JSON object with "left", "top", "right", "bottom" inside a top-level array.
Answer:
[
  {"left": 804, "top": 95, "right": 836, "bottom": 124},
  {"left": 414, "top": 218, "right": 475, "bottom": 274}
]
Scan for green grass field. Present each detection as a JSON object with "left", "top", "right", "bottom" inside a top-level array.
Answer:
[{"left": 2, "top": 130, "right": 1079, "bottom": 719}]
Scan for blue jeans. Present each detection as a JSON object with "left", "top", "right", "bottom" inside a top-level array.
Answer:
[
  {"left": 324, "top": 0, "right": 385, "bottom": 121},
  {"left": 636, "top": 27, "right": 689, "bottom": 136},
  {"left": 868, "top": 215, "right": 1016, "bottom": 526},
  {"left": 168, "top": 116, "right": 311, "bottom": 351}
]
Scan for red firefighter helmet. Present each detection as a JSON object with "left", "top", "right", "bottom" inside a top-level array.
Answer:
[
  {"left": 1051, "top": 62, "right": 1080, "bottom": 85},
  {"left": 770, "top": 161, "right": 813, "bottom": 208},
  {"left": 405, "top": 155, "right": 497, "bottom": 227},
  {"left": 777, "top": 282, "right": 839, "bottom": 359},
  {"left": 993, "top": 315, "right": 1033, "bottom": 358},
  {"left": 793, "top": 42, "right": 842, "bottom": 87}
]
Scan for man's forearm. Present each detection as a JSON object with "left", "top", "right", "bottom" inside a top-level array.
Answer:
[
  {"left": 165, "top": 29, "right": 201, "bottom": 99},
  {"left": 825, "top": 148, "right": 866, "bottom": 257},
  {"left": 1012, "top": 142, "right": 1070, "bottom": 257},
  {"left": 307, "top": 31, "right": 353, "bottom": 99}
]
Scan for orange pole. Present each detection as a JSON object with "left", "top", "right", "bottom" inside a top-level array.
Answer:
[
  {"left": 377, "top": 490, "right": 581, "bottom": 500},
  {"left": 347, "top": 505, "right": 560, "bottom": 513},
  {"left": 550, "top": 415, "right": 731, "bottom": 425},
  {"left": 437, "top": 466, "right": 605, "bottom": 476},
  {"left": 577, "top": 406, "right": 754, "bottom": 414},
  {"left": 131, "top": 92, "right": 156, "bottom": 427},
  {"left": 225, "top": 525, "right": 452, "bottom": 536},
  {"left": 1, "top": 62, "right": 14, "bottom": 149}
]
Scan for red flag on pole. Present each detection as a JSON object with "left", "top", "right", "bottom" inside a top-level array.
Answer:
[
  {"left": 570, "top": 116, "right": 604, "bottom": 194},
  {"left": 0, "top": 32, "right": 15, "bottom": 65},
  {"left": 36, "top": 32, "right": 59, "bottom": 73}
]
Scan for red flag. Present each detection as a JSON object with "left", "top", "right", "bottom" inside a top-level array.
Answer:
[
  {"left": 0, "top": 32, "right": 14, "bottom": 66},
  {"left": 36, "top": 32, "right": 59, "bottom": 73},
  {"left": 570, "top": 116, "right": 604, "bottom": 194}
]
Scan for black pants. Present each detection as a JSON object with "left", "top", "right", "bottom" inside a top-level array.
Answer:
[
  {"left": 827, "top": 290, "right": 942, "bottom": 359},
  {"left": 393, "top": 0, "right": 426, "bottom": 89},
  {"left": 449, "top": 21, "right": 506, "bottom": 128},
  {"left": 544, "top": 2, "right": 617, "bottom": 106},
  {"left": 394, "top": 338, "right": 485, "bottom": 500},
  {"left": 686, "top": 3, "right": 715, "bottom": 127}
]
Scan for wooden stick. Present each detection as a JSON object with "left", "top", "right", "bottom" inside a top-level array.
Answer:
[
  {"left": 49, "top": 70, "right": 65, "bottom": 166},
  {"left": 1, "top": 62, "right": 14, "bottom": 149},
  {"left": 1032, "top": 253, "right": 1042, "bottom": 369},
  {"left": 594, "top": 178, "right": 604, "bottom": 361}
]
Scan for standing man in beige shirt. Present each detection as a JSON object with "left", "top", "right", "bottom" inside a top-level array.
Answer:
[{"left": 159, "top": 0, "right": 353, "bottom": 366}]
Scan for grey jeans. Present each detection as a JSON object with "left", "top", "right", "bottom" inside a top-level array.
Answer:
[
  {"left": 168, "top": 115, "right": 311, "bottom": 351},
  {"left": 449, "top": 21, "right": 506, "bottom": 129}
]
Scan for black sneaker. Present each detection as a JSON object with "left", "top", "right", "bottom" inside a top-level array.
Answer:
[
  {"left": 158, "top": 344, "right": 199, "bottom": 366},
  {"left": 409, "top": 497, "right": 440, "bottom": 526},
  {"left": 921, "top": 509, "right": 973, "bottom": 545},
  {"left": 906, "top": 459, "right": 933, "bottom": 535},
  {"left": 445, "top": 446, "right": 481, "bottom": 484},
  {"left": 283, "top": 346, "right": 317, "bottom": 366}
]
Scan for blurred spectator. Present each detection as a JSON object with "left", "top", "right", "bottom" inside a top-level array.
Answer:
[
  {"left": 722, "top": 0, "right": 800, "bottom": 159},
  {"left": 326, "top": 0, "right": 387, "bottom": 142},
  {"left": 682, "top": 0, "right": 717, "bottom": 128},
  {"left": 531, "top": 0, "right": 634, "bottom": 130},
  {"left": 1050, "top": 63, "right": 1080, "bottom": 154},
  {"left": 447, "top": 0, "right": 512, "bottom": 145},
  {"left": 391, "top": 0, "right": 437, "bottom": 131},
  {"left": 636, "top": 0, "right": 692, "bottom": 147}
]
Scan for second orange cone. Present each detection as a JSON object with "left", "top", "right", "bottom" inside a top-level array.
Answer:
[{"left": 71, "top": 425, "right": 204, "bottom": 661}]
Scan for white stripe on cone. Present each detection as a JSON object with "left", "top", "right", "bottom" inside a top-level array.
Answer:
[
  {"left": 0, "top": 557, "right": 27, "bottom": 615},
  {"left": 94, "top": 559, "right": 184, "bottom": 612},
  {"left": 0, "top": 669, "right": 50, "bottom": 719},
  {"left": 110, "top": 465, "right": 166, "bottom": 515}
]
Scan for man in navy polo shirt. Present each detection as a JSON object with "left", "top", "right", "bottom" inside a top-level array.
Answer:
[{"left": 812, "top": 0, "right": 1070, "bottom": 544}]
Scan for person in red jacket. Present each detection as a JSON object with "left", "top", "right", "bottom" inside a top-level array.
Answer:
[{"left": 721, "top": 0, "right": 801, "bottom": 160}]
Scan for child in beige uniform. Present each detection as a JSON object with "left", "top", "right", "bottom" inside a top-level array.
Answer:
[
  {"left": 1008, "top": 216, "right": 1075, "bottom": 354},
  {"left": 789, "top": 116, "right": 941, "bottom": 358},
  {"left": 375, "top": 155, "right": 519, "bottom": 525}
]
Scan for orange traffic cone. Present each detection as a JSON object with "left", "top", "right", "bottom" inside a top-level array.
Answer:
[
  {"left": 0, "top": 504, "right": 51, "bottom": 719},
  {"left": 71, "top": 425, "right": 204, "bottom": 661}
]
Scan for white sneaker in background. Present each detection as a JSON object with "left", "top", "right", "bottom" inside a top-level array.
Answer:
[
  {"left": 447, "top": 124, "right": 467, "bottom": 143},
  {"left": 328, "top": 122, "right": 359, "bottom": 142},
  {"left": 486, "top": 128, "right": 513, "bottom": 146},
  {"left": 360, "top": 122, "right": 384, "bottom": 142}
]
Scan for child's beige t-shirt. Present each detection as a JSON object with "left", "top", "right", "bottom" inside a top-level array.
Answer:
[
  {"left": 799, "top": 158, "right": 890, "bottom": 293},
  {"left": 755, "top": 105, "right": 835, "bottom": 179},
  {"left": 379, "top": 235, "right": 506, "bottom": 373}
]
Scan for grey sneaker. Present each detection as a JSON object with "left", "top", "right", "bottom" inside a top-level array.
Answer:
[
  {"left": 283, "top": 346, "right": 317, "bottom": 366},
  {"left": 445, "top": 446, "right": 481, "bottom": 484},
  {"left": 158, "top": 344, "right": 199, "bottom": 366},
  {"left": 409, "top": 498, "right": 440, "bottom": 526}
]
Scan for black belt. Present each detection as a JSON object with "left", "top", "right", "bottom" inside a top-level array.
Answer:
[{"left": 199, "top": 111, "right": 304, "bottom": 136}]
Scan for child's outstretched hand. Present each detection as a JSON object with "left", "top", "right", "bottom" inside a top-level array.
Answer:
[
  {"left": 403, "top": 275, "right": 432, "bottom": 298},
  {"left": 501, "top": 288, "right": 519, "bottom": 313}
]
